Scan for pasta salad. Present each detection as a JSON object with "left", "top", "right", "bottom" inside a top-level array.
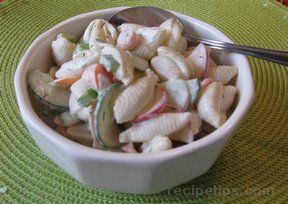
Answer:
[{"left": 28, "top": 18, "right": 239, "bottom": 154}]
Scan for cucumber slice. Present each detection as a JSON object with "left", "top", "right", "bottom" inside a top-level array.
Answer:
[
  {"left": 28, "top": 69, "right": 70, "bottom": 111},
  {"left": 89, "top": 84, "right": 121, "bottom": 148},
  {"left": 59, "top": 33, "right": 77, "bottom": 43},
  {"left": 162, "top": 80, "right": 189, "bottom": 111},
  {"left": 186, "top": 78, "right": 201, "bottom": 109},
  {"left": 77, "top": 88, "right": 98, "bottom": 107},
  {"left": 100, "top": 54, "right": 120, "bottom": 72}
]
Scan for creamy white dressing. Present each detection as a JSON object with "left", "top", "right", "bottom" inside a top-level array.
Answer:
[{"left": 29, "top": 18, "right": 238, "bottom": 153}]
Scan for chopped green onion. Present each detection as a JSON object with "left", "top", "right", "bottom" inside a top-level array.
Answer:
[
  {"left": 61, "top": 33, "right": 77, "bottom": 43},
  {"left": 77, "top": 89, "right": 98, "bottom": 107},
  {"left": 100, "top": 54, "right": 120, "bottom": 72},
  {"left": 79, "top": 43, "right": 89, "bottom": 51}
]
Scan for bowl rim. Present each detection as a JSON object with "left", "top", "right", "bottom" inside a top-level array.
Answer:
[{"left": 14, "top": 7, "right": 254, "bottom": 163}]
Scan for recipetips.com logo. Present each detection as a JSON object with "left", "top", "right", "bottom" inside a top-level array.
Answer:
[{"left": 167, "top": 185, "right": 273, "bottom": 197}]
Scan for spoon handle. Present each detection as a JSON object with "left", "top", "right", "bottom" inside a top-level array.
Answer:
[{"left": 186, "top": 35, "right": 288, "bottom": 66}]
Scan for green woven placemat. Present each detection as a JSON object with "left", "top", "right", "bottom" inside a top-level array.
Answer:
[{"left": 1, "top": 0, "right": 288, "bottom": 203}]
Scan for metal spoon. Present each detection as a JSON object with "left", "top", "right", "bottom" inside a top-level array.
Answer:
[{"left": 109, "top": 6, "right": 288, "bottom": 66}]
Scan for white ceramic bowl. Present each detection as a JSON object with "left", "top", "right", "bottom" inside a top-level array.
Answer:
[{"left": 14, "top": 7, "right": 254, "bottom": 194}]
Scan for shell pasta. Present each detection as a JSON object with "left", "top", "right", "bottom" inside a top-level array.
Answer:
[{"left": 28, "top": 18, "right": 239, "bottom": 154}]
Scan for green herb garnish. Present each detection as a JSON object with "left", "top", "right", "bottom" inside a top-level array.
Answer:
[
  {"left": 61, "top": 33, "right": 77, "bottom": 43},
  {"left": 77, "top": 89, "right": 98, "bottom": 107}
]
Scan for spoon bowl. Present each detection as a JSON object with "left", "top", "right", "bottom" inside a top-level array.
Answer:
[{"left": 108, "top": 6, "right": 176, "bottom": 27}]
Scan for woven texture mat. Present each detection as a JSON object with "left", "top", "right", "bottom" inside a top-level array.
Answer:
[{"left": 1, "top": 0, "right": 288, "bottom": 203}]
